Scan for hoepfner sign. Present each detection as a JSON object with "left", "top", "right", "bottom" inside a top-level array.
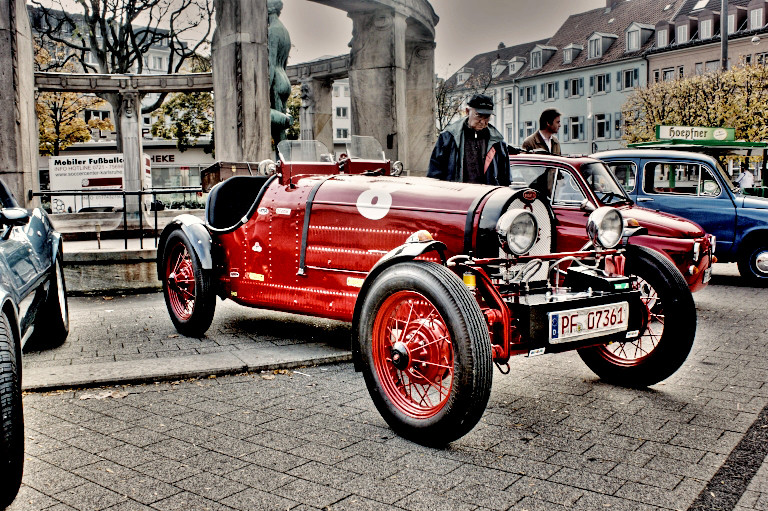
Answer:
[{"left": 656, "top": 125, "right": 735, "bottom": 142}]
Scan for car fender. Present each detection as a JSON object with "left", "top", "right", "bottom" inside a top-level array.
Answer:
[
  {"left": 350, "top": 239, "right": 447, "bottom": 372},
  {"left": 156, "top": 214, "right": 212, "bottom": 280}
]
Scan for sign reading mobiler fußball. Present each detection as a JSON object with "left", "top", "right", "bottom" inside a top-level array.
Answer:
[{"left": 48, "top": 154, "right": 151, "bottom": 213}]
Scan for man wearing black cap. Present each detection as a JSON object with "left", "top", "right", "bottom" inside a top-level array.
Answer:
[{"left": 427, "top": 93, "right": 510, "bottom": 186}]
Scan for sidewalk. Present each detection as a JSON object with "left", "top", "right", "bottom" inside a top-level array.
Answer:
[{"left": 22, "top": 293, "right": 353, "bottom": 391}]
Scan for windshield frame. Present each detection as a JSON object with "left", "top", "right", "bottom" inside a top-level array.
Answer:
[{"left": 579, "top": 161, "right": 633, "bottom": 206}]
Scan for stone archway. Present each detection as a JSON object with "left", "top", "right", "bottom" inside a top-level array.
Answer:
[{"left": 213, "top": 0, "right": 438, "bottom": 173}]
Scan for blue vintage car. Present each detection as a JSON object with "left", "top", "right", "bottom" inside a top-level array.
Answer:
[
  {"left": 594, "top": 149, "right": 768, "bottom": 285},
  {"left": 0, "top": 177, "right": 69, "bottom": 508}
]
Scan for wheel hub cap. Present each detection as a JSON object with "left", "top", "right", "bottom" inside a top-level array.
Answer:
[
  {"left": 390, "top": 342, "right": 410, "bottom": 370},
  {"left": 755, "top": 251, "right": 768, "bottom": 274}
]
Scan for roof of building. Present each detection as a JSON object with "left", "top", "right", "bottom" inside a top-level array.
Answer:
[
  {"left": 443, "top": 38, "right": 548, "bottom": 90},
  {"left": 517, "top": 0, "right": 684, "bottom": 78}
]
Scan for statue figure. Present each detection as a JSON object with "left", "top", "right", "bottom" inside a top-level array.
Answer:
[{"left": 267, "top": 0, "right": 292, "bottom": 145}]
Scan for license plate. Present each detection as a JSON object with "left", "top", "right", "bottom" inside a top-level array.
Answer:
[
  {"left": 702, "top": 267, "right": 712, "bottom": 283},
  {"left": 549, "top": 302, "right": 629, "bottom": 344}
]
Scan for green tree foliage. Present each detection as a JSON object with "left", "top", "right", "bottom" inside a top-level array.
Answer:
[
  {"left": 623, "top": 64, "right": 768, "bottom": 144},
  {"left": 151, "top": 55, "right": 213, "bottom": 153}
]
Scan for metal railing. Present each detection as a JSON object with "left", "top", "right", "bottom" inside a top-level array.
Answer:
[{"left": 30, "top": 187, "right": 204, "bottom": 249}]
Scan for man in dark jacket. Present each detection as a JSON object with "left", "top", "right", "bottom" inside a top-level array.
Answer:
[{"left": 427, "top": 94, "right": 510, "bottom": 186}]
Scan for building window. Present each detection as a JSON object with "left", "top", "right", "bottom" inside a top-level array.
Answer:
[
  {"left": 333, "top": 86, "right": 340, "bottom": 97},
  {"left": 654, "top": 69, "right": 660, "bottom": 82},
  {"left": 595, "top": 114, "right": 610, "bottom": 139},
  {"left": 745, "top": 54, "right": 753, "bottom": 65},
  {"left": 752, "top": 8, "right": 764, "bottom": 30},
  {"left": 336, "top": 128, "right": 349, "bottom": 139},
  {"left": 662, "top": 68, "right": 675, "bottom": 81},
  {"left": 595, "top": 73, "right": 609, "bottom": 93},
  {"left": 506, "top": 91, "right": 514, "bottom": 105},
  {"left": 545, "top": 81, "right": 558, "bottom": 100},
  {"left": 728, "top": 13, "right": 736, "bottom": 33},
  {"left": 657, "top": 29, "right": 668, "bottom": 48},
  {"left": 677, "top": 25, "right": 688, "bottom": 44},
  {"left": 568, "top": 116, "right": 583, "bottom": 141},
  {"left": 152, "top": 56, "right": 164, "bottom": 69},
  {"left": 336, "top": 107, "right": 348, "bottom": 118},
  {"left": 85, "top": 110, "right": 110, "bottom": 122},
  {"left": 695, "top": 62, "right": 703, "bottom": 74},
  {"left": 678, "top": 66, "right": 684, "bottom": 79},
  {"left": 588, "top": 38, "right": 601, "bottom": 59},
  {"left": 700, "top": 19, "right": 712, "bottom": 39},
  {"left": 531, "top": 51, "right": 542, "bottom": 69},
  {"left": 507, "top": 124, "right": 515, "bottom": 143},
  {"left": 343, "top": 86, "right": 349, "bottom": 97},
  {"left": 523, "top": 86, "right": 536, "bottom": 104},
  {"left": 563, "top": 49, "right": 573, "bottom": 64},
  {"left": 626, "top": 30, "right": 640, "bottom": 51},
  {"left": 524, "top": 121, "right": 536, "bottom": 137},
  {"left": 566, "top": 78, "right": 581, "bottom": 97},
  {"left": 622, "top": 69, "right": 636, "bottom": 89},
  {"left": 705, "top": 60, "right": 720, "bottom": 72}
]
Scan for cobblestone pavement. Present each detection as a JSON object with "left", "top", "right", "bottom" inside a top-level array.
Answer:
[{"left": 9, "top": 263, "right": 768, "bottom": 511}]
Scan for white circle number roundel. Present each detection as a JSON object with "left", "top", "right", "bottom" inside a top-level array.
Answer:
[{"left": 356, "top": 188, "right": 392, "bottom": 220}]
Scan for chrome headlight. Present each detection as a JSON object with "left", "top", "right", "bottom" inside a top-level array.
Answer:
[
  {"left": 257, "top": 159, "right": 276, "bottom": 176},
  {"left": 587, "top": 207, "right": 623, "bottom": 249},
  {"left": 496, "top": 209, "right": 538, "bottom": 255}
]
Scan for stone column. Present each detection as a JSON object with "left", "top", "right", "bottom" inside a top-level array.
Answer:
[
  {"left": 118, "top": 91, "right": 142, "bottom": 214},
  {"left": 406, "top": 38, "right": 436, "bottom": 176},
  {"left": 299, "top": 78, "right": 333, "bottom": 151},
  {"left": 0, "top": 0, "right": 39, "bottom": 206},
  {"left": 212, "top": 0, "right": 271, "bottom": 162},
  {"left": 348, "top": 9, "right": 408, "bottom": 166}
]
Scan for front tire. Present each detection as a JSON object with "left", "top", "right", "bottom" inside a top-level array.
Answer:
[
  {"left": 737, "top": 242, "right": 768, "bottom": 286},
  {"left": 0, "top": 312, "right": 23, "bottom": 509},
  {"left": 358, "top": 261, "right": 493, "bottom": 446},
  {"left": 579, "top": 245, "right": 696, "bottom": 387},
  {"left": 162, "top": 230, "right": 216, "bottom": 337}
]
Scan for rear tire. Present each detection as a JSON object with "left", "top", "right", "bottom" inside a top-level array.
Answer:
[
  {"left": 162, "top": 230, "right": 216, "bottom": 337},
  {"left": 0, "top": 312, "right": 23, "bottom": 509},
  {"left": 358, "top": 261, "right": 493, "bottom": 446},
  {"left": 579, "top": 245, "right": 696, "bottom": 387},
  {"left": 25, "top": 256, "right": 69, "bottom": 352}
]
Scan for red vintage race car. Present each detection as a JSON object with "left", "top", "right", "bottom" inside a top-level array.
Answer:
[
  {"left": 158, "top": 137, "right": 696, "bottom": 446},
  {"left": 509, "top": 153, "right": 715, "bottom": 292}
]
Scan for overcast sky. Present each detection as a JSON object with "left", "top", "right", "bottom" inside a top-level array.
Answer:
[{"left": 282, "top": 0, "right": 607, "bottom": 77}]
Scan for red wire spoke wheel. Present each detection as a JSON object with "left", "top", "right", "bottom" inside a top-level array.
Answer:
[
  {"left": 358, "top": 261, "right": 492, "bottom": 446},
  {"left": 162, "top": 231, "right": 216, "bottom": 337},
  {"left": 371, "top": 291, "right": 454, "bottom": 419},
  {"left": 166, "top": 240, "right": 196, "bottom": 321},
  {"left": 579, "top": 245, "right": 696, "bottom": 387}
]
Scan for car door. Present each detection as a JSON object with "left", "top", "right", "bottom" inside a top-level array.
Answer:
[{"left": 632, "top": 158, "right": 736, "bottom": 253}]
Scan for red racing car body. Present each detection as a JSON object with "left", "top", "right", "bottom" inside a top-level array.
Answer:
[{"left": 158, "top": 137, "right": 697, "bottom": 445}]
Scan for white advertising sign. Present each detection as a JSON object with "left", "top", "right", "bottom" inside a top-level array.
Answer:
[{"left": 48, "top": 154, "right": 153, "bottom": 213}]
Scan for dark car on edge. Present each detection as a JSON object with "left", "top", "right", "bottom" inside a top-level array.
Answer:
[{"left": 0, "top": 177, "right": 69, "bottom": 508}]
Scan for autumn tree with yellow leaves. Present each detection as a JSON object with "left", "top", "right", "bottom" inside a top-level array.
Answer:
[
  {"left": 35, "top": 44, "right": 114, "bottom": 155},
  {"left": 622, "top": 64, "right": 768, "bottom": 145}
]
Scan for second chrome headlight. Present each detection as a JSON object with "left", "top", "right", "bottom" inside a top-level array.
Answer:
[
  {"left": 587, "top": 207, "right": 623, "bottom": 249},
  {"left": 496, "top": 209, "right": 538, "bottom": 255}
]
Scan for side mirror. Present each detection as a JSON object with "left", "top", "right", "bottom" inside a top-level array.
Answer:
[
  {"left": 580, "top": 199, "right": 596, "bottom": 213},
  {"left": 0, "top": 207, "right": 30, "bottom": 227}
]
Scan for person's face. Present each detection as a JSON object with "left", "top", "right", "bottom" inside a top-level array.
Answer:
[
  {"left": 466, "top": 107, "right": 491, "bottom": 131},
  {"left": 546, "top": 116, "right": 561, "bottom": 134}
]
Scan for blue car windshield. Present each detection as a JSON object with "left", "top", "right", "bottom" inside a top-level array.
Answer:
[
  {"left": 712, "top": 159, "right": 739, "bottom": 193},
  {"left": 581, "top": 163, "right": 632, "bottom": 205}
]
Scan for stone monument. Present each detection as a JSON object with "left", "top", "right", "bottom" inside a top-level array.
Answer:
[{"left": 267, "top": 0, "right": 292, "bottom": 146}]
